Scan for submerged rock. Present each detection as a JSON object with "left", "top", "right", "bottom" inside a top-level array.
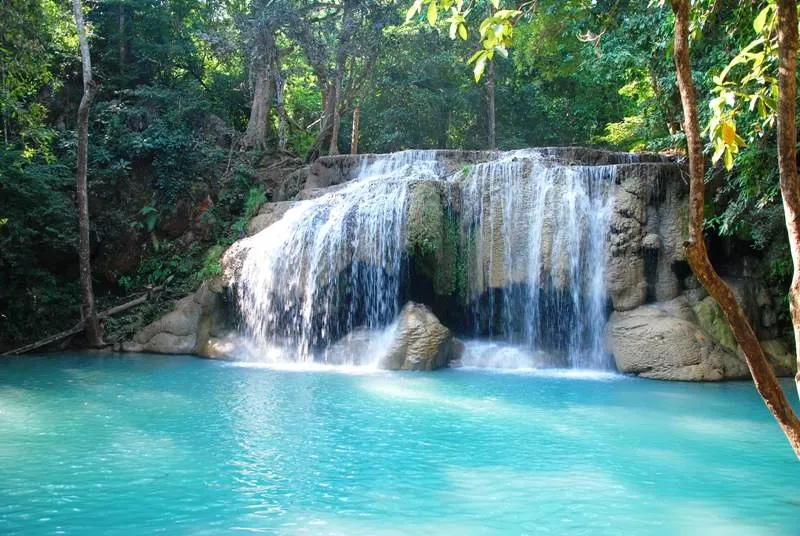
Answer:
[{"left": 379, "top": 302, "right": 464, "bottom": 371}]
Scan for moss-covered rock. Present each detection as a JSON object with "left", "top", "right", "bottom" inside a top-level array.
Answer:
[
  {"left": 690, "top": 296, "right": 796, "bottom": 378},
  {"left": 407, "top": 181, "right": 444, "bottom": 262},
  {"left": 759, "top": 339, "right": 797, "bottom": 378},
  {"left": 691, "top": 296, "right": 737, "bottom": 351}
]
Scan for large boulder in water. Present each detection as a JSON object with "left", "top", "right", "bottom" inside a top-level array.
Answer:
[
  {"left": 379, "top": 302, "right": 464, "bottom": 371},
  {"left": 122, "top": 280, "right": 230, "bottom": 356},
  {"left": 605, "top": 299, "right": 750, "bottom": 381}
]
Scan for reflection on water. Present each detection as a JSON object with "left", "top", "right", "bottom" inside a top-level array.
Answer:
[{"left": 0, "top": 353, "right": 798, "bottom": 535}]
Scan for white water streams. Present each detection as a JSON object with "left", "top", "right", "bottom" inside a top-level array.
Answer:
[
  {"left": 458, "top": 152, "right": 614, "bottom": 367},
  {"left": 236, "top": 150, "right": 614, "bottom": 368},
  {"left": 237, "top": 151, "right": 439, "bottom": 361}
]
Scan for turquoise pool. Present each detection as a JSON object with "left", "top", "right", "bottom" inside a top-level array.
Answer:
[{"left": 1, "top": 353, "right": 798, "bottom": 534}]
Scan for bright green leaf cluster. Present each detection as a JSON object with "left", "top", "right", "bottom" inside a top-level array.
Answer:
[
  {"left": 707, "top": 2, "right": 780, "bottom": 170},
  {"left": 405, "top": 0, "right": 525, "bottom": 81}
]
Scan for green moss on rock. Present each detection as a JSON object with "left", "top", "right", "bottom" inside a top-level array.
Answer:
[
  {"left": 407, "top": 182, "right": 444, "bottom": 263},
  {"left": 691, "top": 296, "right": 736, "bottom": 351}
]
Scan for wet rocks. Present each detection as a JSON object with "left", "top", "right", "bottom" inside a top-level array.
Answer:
[
  {"left": 605, "top": 298, "right": 750, "bottom": 381},
  {"left": 606, "top": 296, "right": 796, "bottom": 381},
  {"left": 122, "top": 280, "right": 230, "bottom": 356},
  {"left": 379, "top": 302, "right": 464, "bottom": 371}
]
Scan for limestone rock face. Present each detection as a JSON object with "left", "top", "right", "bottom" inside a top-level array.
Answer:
[
  {"left": 760, "top": 339, "right": 798, "bottom": 378},
  {"left": 122, "top": 280, "right": 227, "bottom": 356},
  {"left": 379, "top": 302, "right": 463, "bottom": 371},
  {"left": 605, "top": 165, "right": 688, "bottom": 311},
  {"left": 247, "top": 201, "right": 295, "bottom": 236},
  {"left": 606, "top": 299, "right": 750, "bottom": 381},
  {"left": 134, "top": 149, "right": 795, "bottom": 384}
]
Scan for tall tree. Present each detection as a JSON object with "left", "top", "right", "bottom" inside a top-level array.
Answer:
[
  {"left": 669, "top": 0, "right": 800, "bottom": 457},
  {"left": 71, "top": 0, "right": 103, "bottom": 347},
  {"left": 243, "top": 27, "right": 277, "bottom": 150},
  {"left": 775, "top": 0, "right": 800, "bottom": 399},
  {"left": 281, "top": 0, "right": 390, "bottom": 159}
]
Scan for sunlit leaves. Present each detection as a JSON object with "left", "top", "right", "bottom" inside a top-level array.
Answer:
[
  {"left": 427, "top": 1, "right": 438, "bottom": 26},
  {"left": 406, "top": 0, "right": 424, "bottom": 23},
  {"left": 404, "top": 0, "right": 523, "bottom": 81},
  {"left": 752, "top": 4, "right": 772, "bottom": 33},
  {"left": 706, "top": 0, "right": 782, "bottom": 170}
]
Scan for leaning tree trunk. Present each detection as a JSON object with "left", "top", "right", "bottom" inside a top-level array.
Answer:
[
  {"left": 670, "top": 0, "right": 800, "bottom": 457},
  {"left": 71, "top": 0, "right": 103, "bottom": 347},
  {"left": 775, "top": 0, "right": 800, "bottom": 401}
]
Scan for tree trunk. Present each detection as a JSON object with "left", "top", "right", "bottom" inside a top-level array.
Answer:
[
  {"left": 487, "top": 59, "right": 497, "bottom": 149},
  {"left": 243, "top": 61, "right": 272, "bottom": 150},
  {"left": 305, "top": 85, "right": 335, "bottom": 162},
  {"left": 71, "top": 0, "right": 103, "bottom": 348},
  {"left": 670, "top": 0, "right": 800, "bottom": 458},
  {"left": 244, "top": 29, "right": 276, "bottom": 151},
  {"left": 350, "top": 105, "right": 360, "bottom": 155},
  {"left": 775, "top": 0, "right": 800, "bottom": 402},
  {"left": 328, "top": 76, "right": 342, "bottom": 155},
  {"left": 273, "top": 68, "right": 288, "bottom": 151}
]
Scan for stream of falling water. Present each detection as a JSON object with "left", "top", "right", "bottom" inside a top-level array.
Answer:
[
  {"left": 237, "top": 151, "right": 439, "bottom": 361},
  {"left": 236, "top": 150, "right": 614, "bottom": 368},
  {"left": 458, "top": 151, "right": 614, "bottom": 368}
]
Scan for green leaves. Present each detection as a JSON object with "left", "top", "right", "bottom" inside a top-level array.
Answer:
[
  {"left": 752, "top": 4, "right": 774, "bottom": 34},
  {"left": 706, "top": 0, "right": 780, "bottom": 171},
  {"left": 448, "top": 9, "right": 468, "bottom": 40},
  {"left": 472, "top": 51, "right": 488, "bottom": 81},
  {"left": 406, "top": 0, "right": 424, "bottom": 23},
  {"left": 139, "top": 205, "right": 159, "bottom": 233},
  {"left": 405, "top": 0, "right": 520, "bottom": 81},
  {"left": 427, "top": 0, "right": 438, "bottom": 26}
]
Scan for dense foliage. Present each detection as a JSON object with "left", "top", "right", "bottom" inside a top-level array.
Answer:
[{"left": 0, "top": 0, "right": 795, "bottom": 348}]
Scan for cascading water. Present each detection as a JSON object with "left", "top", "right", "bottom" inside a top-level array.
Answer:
[
  {"left": 236, "top": 151, "right": 439, "bottom": 361},
  {"left": 236, "top": 149, "right": 614, "bottom": 368},
  {"left": 457, "top": 151, "right": 614, "bottom": 368}
]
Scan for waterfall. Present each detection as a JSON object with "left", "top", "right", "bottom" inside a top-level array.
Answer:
[
  {"left": 458, "top": 152, "right": 614, "bottom": 368},
  {"left": 237, "top": 150, "right": 439, "bottom": 361},
  {"left": 235, "top": 149, "right": 614, "bottom": 368}
]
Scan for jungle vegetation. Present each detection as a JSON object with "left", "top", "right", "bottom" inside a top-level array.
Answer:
[{"left": 0, "top": 0, "right": 797, "bottom": 362}]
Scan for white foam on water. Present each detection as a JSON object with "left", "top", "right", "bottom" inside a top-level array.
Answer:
[
  {"left": 457, "top": 340, "right": 622, "bottom": 380},
  {"left": 227, "top": 360, "right": 384, "bottom": 376}
]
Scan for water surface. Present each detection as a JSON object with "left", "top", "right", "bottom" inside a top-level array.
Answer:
[{"left": 1, "top": 353, "right": 798, "bottom": 535}]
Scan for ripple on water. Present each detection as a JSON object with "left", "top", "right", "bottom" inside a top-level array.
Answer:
[{"left": 0, "top": 353, "right": 798, "bottom": 535}]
